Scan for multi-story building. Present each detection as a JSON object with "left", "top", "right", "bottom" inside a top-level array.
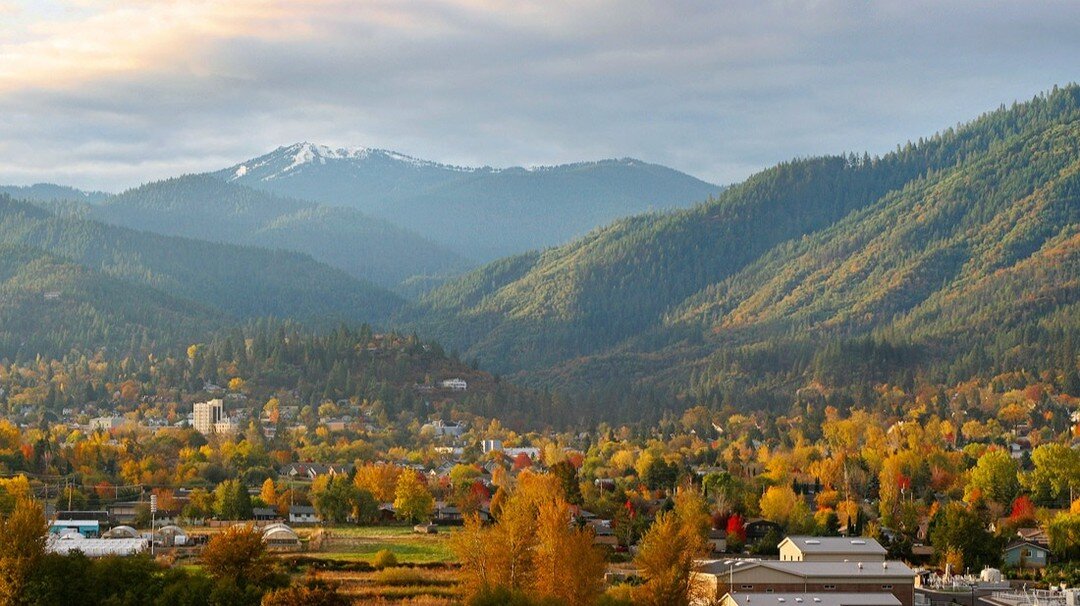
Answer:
[{"left": 193, "top": 399, "right": 224, "bottom": 434}]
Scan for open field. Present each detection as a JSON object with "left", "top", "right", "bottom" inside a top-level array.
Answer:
[{"left": 306, "top": 525, "right": 458, "bottom": 564}]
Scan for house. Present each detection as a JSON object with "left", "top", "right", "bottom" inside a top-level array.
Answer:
[
  {"left": 710, "top": 528, "right": 728, "bottom": 553},
  {"left": 279, "top": 462, "right": 354, "bottom": 481},
  {"left": 253, "top": 507, "right": 278, "bottom": 521},
  {"left": 587, "top": 519, "right": 618, "bottom": 547},
  {"left": 744, "top": 518, "right": 784, "bottom": 542},
  {"left": 288, "top": 505, "right": 319, "bottom": 524},
  {"left": 89, "top": 416, "right": 124, "bottom": 432},
  {"left": 433, "top": 502, "right": 463, "bottom": 523},
  {"left": 695, "top": 559, "right": 916, "bottom": 606},
  {"left": 718, "top": 593, "right": 901, "bottom": 606},
  {"left": 108, "top": 502, "right": 141, "bottom": 525},
  {"left": 778, "top": 537, "right": 887, "bottom": 562},
  {"left": 1015, "top": 527, "right": 1050, "bottom": 547},
  {"left": 422, "top": 420, "right": 466, "bottom": 438},
  {"left": 440, "top": 378, "right": 468, "bottom": 391},
  {"left": 1002, "top": 539, "right": 1050, "bottom": 570}
]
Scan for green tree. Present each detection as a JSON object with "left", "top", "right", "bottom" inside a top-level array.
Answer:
[
  {"left": 215, "top": 479, "right": 254, "bottom": 520},
  {"left": 310, "top": 475, "right": 359, "bottom": 525},
  {"left": 929, "top": 502, "right": 1001, "bottom": 571},
  {"left": 967, "top": 450, "right": 1020, "bottom": 504}
]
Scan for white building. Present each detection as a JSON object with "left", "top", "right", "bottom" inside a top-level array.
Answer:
[
  {"left": 440, "top": 378, "right": 468, "bottom": 391},
  {"left": 423, "top": 420, "right": 466, "bottom": 437},
  {"left": 89, "top": 416, "right": 124, "bottom": 432},
  {"left": 193, "top": 399, "right": 225, "bottom": 434}
]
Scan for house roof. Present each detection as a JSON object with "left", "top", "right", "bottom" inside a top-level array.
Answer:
[
  {"left": 779, "top": 536, "right": 887, "bottom": 556},
  {"left": 290, "top": 505, "right": 316, "bottom": 515},
  {"left": 1004, "top": 539, "right": 1049, "bottom": 553},
  {"left": 723, "top": 593, "right": 901, "bottom": 606}
]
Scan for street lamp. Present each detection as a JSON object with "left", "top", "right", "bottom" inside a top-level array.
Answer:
[{"left": 150, "top": 494, "right": 157, "bottom": 557}]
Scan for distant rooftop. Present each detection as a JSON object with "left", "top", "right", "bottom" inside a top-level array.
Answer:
[{"left": 781, "top": 536, "right": 888, "bottom": 556}]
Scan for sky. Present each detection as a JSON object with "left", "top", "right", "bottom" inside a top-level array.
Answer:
[{"left": 0, "top": 0, "right": 1078, "bottom": 192}]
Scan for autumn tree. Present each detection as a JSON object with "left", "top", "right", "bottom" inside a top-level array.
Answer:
[
  {"left": 532, "top": 498, "right": 605, "bottom": 605},
  {"left": 393, "top": 471, "right": 434, "bottom": 523},
  {"left": 354, "top": 462, "right": 401, "bottom": 503},
  {"left": 633, "top": 508, "right": 708, "bottom": 606},
  {"left": 0, "top": 497, "right": 47, "bottom": 605},
  {"left": 759, "top": 485, "right": 811, "bottom": 531},
  {"left": 202, "top": 524, "right": 284, "bottom": 604},
  {"left": 259, "top": 478, "right": 278, "bottom": 506}
]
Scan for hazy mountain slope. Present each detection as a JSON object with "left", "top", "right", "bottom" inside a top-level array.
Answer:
[
  {"left": 0, "top": 183, "right": 109, "bottom": 204},
  {"left": 91, "top": 175, "right": 468, "bottom": 288},
  {"left": 214, "top": 144, "right": 722, "bottom": 260},
  {"left": 0, "top": 244, "right": 218, "bottom": 356},
  {"left": 0, "top": 194, "right": 402, "bottom": 324},
  {"left": 403, "top": 86, "right": 1080, "bottom": 389}
]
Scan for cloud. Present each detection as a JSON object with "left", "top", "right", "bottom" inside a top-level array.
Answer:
[{"left": 0, "top": 0, "right": 1078, "bottom": 191}]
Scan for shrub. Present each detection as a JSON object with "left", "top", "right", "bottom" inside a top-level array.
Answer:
[{"left": 373, "top": 549, "right": 399, "bottom": 569}]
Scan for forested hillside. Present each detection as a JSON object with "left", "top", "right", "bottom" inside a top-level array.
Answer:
[
  {"left": 216, "top": 144, "right": 722, "bottom": 260},
  {"left": 91, "top": 174, "right": 467, "bottom": 289},
  {"left": 0, "top": 244, "right": 217, "bottom": 357},
  {"left": 0, "top": 194, "right": 401, "bottom": 325},
  {"left": 404, "top": 86, "right": 1080, "bottom": 413}
]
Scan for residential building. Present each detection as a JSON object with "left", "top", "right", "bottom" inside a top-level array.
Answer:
[
  {"left": 279, "top": 462, "right": 353, "bottom": 482},
  {"left": 440, "top": 378, "right": 468, "bottom": 391},
  {"left": 289, "top": 505, "right": 319, "bottom": 524},
  {"left": 193, "top": 399, "right": 224, "bottom": 434},
  {"left": 89, "top": 416, "right": 124, "bottom": 432},
  {"left": 423, "top": 419, "right": 466, "bottom": 437},
  {"left": 1002, "top": 540, "right": 1050, "bottom": 570},
  {"left": 745, "top": 518, "right": 784, "bottom": 541},
  {"left": 779, "top": 537, "right": 887, "bottom": 562}
]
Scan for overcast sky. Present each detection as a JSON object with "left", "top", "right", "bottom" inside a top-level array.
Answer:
[{"left": 0, "top": 0, "right": 1077, "bottom": 192}]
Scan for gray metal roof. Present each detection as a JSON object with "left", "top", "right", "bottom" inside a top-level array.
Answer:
[
  {"left": 781, "top": 536, "right": 887, "bottom": 556},
  {"left": 700, "top": 559, "right": 914, "bottom": 578}
]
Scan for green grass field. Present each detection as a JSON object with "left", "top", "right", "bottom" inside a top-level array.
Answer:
[{"left": 308, "top": 525, "right": 457, "bottom": 564}]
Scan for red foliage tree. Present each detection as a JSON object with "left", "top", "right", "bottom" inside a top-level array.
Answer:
[
  {"left": 726, "top": 512, "right": 746, "bottom": 542},
  {"left": 1010, "top": 495, "right": 1036, "bottom": 521}
]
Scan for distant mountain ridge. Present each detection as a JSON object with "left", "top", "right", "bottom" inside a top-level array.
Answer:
[
  {"left": 0, "top": 194, "right": 402, "bottom": 326},
  {"left": 0, "top": 183, "right": 109, "bottom": 204},
  {"left": 90, "top": 174, "right": 468, "bottom": 289},
  {"left": 214, "top": 143, "right": 723, "bottom": 260},
  {"left": 401, "top": 85, "right": 1080, "bottom": 404}
]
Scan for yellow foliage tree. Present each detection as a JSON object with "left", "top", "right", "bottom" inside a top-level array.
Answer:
[
  {"left": 354, "top": 462, "right": 402, "bottom": 503},
  {"left": 393, "top": 471, "right": 434, "bottom": 523},
  {"left": 0, "top": 497, "right": 47, "bottom": 604}
]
